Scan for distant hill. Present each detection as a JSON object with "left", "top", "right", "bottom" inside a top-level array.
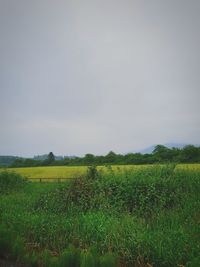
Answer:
[{"left": 138, "top": 143, "right": 198, "bottom": 154}]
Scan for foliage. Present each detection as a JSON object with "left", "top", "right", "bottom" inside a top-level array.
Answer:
[
  {"left": 0, "top": 224, "right": 13, "bottom": 257},
  {"left": 0, "top": 171, "right": 27, "bottom": 193},
  {"left": 33, "top": 165, "right": 187, "bottom": 215},
  {"left": 58, "top": 245, "right": 80, "bottom": 267},
  {"left": 0, "top": 166, "right": 199, "bottom": 266},
  {"left": 0, "top": 156, "right": 20, "bottom": 167},
  {"left": 80, "top": 250, "right": 96, "bottom": 267},
  {"left": 8, "top": 145, "right": 200, "bottom": 168},
  {"left": 46, "top": 152, "right": 56, "bottom": 165},
  {"left": 99, "top": 253, "right": 117, "bottom": 267},
  {"left": 86, "top": 165, "right": 99, "bottom": 180}
]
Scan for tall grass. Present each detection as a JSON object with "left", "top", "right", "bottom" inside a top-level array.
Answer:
[
  {"left": 0, "top": 165, "right": 199, "bottom": 266},
  {"left": 0, "top": 170, "right": 27, "bottom": 193}
]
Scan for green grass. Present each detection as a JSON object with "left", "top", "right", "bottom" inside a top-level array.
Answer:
[
  {"left": 1, "top": 163, "right": 199, "bottom": 180},
  {"left": 0, "top": 165, "right": 199, "bottom": 266}
]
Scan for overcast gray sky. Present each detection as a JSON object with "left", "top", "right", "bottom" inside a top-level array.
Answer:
[{"left": 0, "top": 0, "right": 200, "bottom": 157}]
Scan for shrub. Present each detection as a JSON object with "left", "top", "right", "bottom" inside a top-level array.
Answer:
[
  {"left": 0, "top": 171, "right": 27, "bottom": 193},
  {"left": 34, "top": 165, "right": 184, "bottom": 215},
  {"left": 1, "top": 165, "right": 199, "bottom": 267},
  {"left": 34, "top": 187, "right": 69, "bottom": 213},
  {"left": 86, "top": 165, "right": 99, "bottom": 180},
  {"left": 34, "top": 177, "right": 95, "bottom": 213}
]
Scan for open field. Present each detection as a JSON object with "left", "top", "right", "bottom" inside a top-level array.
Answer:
[
  {"left": 0, "top": 163, "right": 200, "bottom": 180},
  {"left": 0, "top": 165, "right": 200, "bottom": 266},
  {"left": 0, "top": 165, "right": 150, "bottom": 179}
]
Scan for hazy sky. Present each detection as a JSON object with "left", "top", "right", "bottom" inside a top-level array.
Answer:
[{"left": 0, "top": 0, "right": 200, "bottom": 157}]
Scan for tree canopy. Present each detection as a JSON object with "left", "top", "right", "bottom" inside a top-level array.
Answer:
[{"left": 9, "top": 145, "right": 200, "bottom": 168}]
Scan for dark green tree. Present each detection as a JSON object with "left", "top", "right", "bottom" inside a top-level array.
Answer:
[
  {"left": 47, "top": 152, "right": 55, "bottom": 165},
  {"left": 153, "top": 145, "right": 171, "bottom": 162},
  {"left": 105, "top": 151, "right": 118, "bottom": 163},
  {"left": 84, "top": 154, "right": 95, "bottom": 165},
  {"left": 179, "top": 145, "right": 200, "bottom": 163}
]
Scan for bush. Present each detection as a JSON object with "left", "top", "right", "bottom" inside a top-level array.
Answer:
[
  {"left": 1, "top": 165, "right": 199, "bottom": 267},
  {"left": 0, "top": 171, "right": 27, "bottom": 193},
  {"left": 34, "top": 186, "right": 69, "bottom": 213},
  {"left": 34, "top": 165, "right": 184, "bottom": 215},
  {"left": 34, "top": 176, "right": 96, "bottom": 213},
  {"left": 86, "top": 166, "right": 99, "bottom": 180}
]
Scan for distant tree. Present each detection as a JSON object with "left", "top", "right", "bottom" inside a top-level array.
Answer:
[
  {"left": 11, "top": 158, "right": 24, "bottom": 167},
  {"left": 170, "top": 147, "right": 181, "bottom": 162},
  {"left": 95, "top": 155, "right": 104, "bottom": 165},
  {"left": 179, "top": 145, "right": 200, "bottom": 163},
  {"left": 8, "top": 145, "right": 200, "bottom": 168},
  {"left": 0, "top": 156, "right": 19, "bottom": 167},
  {"left": 105, "top": 151, "right": 117, "bottom": 163},
  {"left": 84, "top": 154, "right": 95, "bottom": 165},
  {"left": 46, "top": 152, "right": 55, "bottom": 165},
  {"left": 153, "top": 145, "right": 171, "bottom": 162},
  {"left": 124, "top": 153, "right": 135, "bottom": 164}
]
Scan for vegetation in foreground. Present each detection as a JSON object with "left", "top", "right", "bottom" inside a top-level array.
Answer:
[{"left": 0, "top": 166, "right": 199, "bottom": 266}]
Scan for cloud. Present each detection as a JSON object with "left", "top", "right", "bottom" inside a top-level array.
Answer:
[{"left": 0, "top": 0, "right": 200, "bottom": 156}]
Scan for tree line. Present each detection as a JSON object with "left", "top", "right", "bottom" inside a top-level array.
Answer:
[{"left": 9, "top": 145, "right": 200, "bottom": 168}]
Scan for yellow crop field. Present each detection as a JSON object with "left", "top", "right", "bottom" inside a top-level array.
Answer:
[
  {"left": 1, "top": 166, "right": 87, "bottom": 179},
  {"left": 0, "top": 165, "right": 150, "bottom": 179},
  {"left": 176, "top": 163, "right": 200, "bottom": 171},
  {"left": 1, "top": 164, "right": 199, "bottom": 180}
]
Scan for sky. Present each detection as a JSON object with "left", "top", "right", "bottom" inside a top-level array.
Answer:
[{"left": 0, "top": 0, "right": 200, "bottom": 157}]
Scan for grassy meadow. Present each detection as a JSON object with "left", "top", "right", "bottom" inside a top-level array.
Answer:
[
  {"left": 0, "top": 165, "right": 200, "bottom": 266},
  {"left": 1, "top": 163, "right": 200, "bottom": 180}
]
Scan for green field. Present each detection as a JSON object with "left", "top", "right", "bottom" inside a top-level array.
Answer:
[
  {"left": 0, "top": 165, "right": 199, "bottom": 266},
  {"left": 1, "top": 163, "right": 200, "bottom": 180}
]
